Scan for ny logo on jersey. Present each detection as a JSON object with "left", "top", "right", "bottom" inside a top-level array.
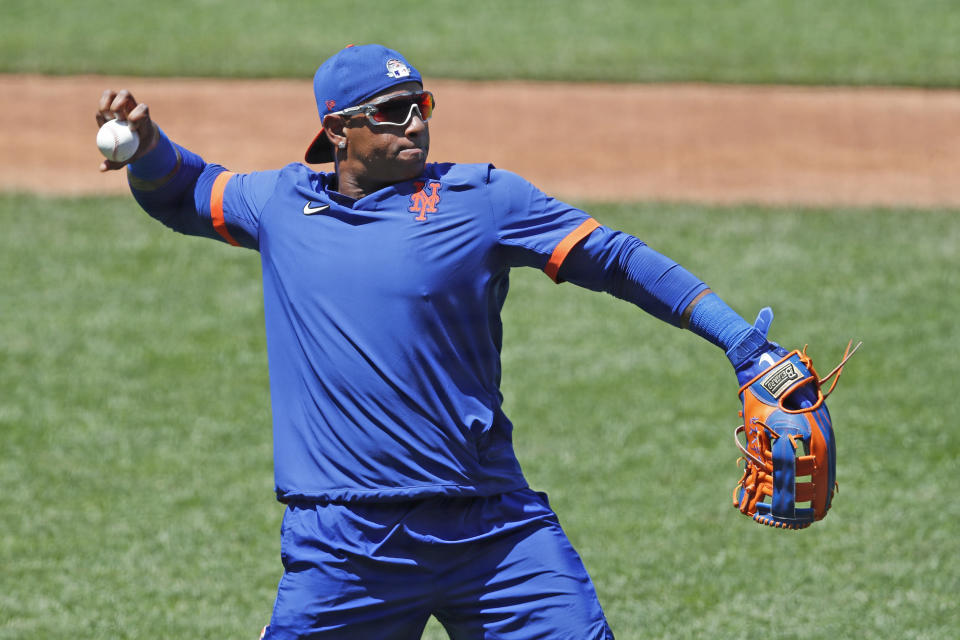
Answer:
[{"left": 409, "top": 181, "right": 441, "bottom": 221}]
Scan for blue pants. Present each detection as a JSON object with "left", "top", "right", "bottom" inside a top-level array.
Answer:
[{"left": 263, "top": 489, "right": 614, "bottom": 639}]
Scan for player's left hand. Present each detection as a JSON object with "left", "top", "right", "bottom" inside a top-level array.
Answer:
[
  {"left": 96, "top": 89, "right": 160, "bottom": 172},
  {"left": 730, "top": 307, "right": 826, "bottom": 409},
  {"left": 727, "top": 307, "right": 788, "bottom": 385}
]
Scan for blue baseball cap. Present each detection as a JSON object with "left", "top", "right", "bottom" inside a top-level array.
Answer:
[{"left": 304, "top": 44, "right": 423, "bottom": 164}]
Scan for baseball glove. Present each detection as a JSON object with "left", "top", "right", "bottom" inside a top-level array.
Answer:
[{"left": 732, "top": 341, "right": 860, "bottom": 529}]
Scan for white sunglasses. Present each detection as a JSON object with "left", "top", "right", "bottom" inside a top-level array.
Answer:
[{"left": 329, "top": 91, "right": 435, "bottom": 127}]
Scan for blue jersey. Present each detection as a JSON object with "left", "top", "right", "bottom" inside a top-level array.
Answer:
[
  {"left": 250, "top": 162, "right": 599, "bottom": 502},
  {"left": 129, "top": 139, "right": 708, "bottom": 503},
  {"left": 135, "top": 154, "right": 601, "bottom": 502}
]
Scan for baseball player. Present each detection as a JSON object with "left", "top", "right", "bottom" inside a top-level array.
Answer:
[{"left": 98, "top": 44, "right": 790, "bottom": 639}]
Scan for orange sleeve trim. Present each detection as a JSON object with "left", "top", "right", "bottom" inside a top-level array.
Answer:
[
  {"left": 210, "top": 171, "right": 240, "bottom": 247},
  {"left": 544, "top": 217, "right": 601, "bottom": 283}
]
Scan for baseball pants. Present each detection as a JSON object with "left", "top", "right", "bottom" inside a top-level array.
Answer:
[{"left": 262, "top": 488, "right": 614, "bottom": 639}]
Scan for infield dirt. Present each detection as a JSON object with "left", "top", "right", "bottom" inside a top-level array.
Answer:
[{"left": 3, "top": 74, "right": 959, "bottom": 207}]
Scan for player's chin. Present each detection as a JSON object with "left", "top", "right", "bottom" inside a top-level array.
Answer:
[{"left": 394, "top": 147, "right": 428, "bottom": 177}]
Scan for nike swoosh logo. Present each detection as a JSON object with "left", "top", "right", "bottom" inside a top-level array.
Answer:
[
  {"left": 758, "top": 353, "right": 777, "bottom": 369},
  {"left": 303, "top": 202, "right": 330, "bottom": 215}
]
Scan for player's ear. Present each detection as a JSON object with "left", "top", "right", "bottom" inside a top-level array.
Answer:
[{"left": 322, "top": 115, "right": 347, "bottom": 150}]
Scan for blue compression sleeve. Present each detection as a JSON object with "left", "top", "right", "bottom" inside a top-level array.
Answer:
[
  {"left": 687, "top": 292, "right": 754, "bottom": 353},
  {"left": 558, "top": 223, "right": 784, "bottom": 384},
  {"left": 689, "top": 294, "right": 788, "bottom": 384},
  {"left": 127, "top": 127, "right": 179, "bottom": 181},
  {"left": 126, "top": 129, "right": 264, "bottom": 249},
  {"left": 127, "top": 128, "right": 205, "bottom": 211},
  {"left": 126, "top": 129, "right": 229, "bottom": 241},
  {"left": 557, "top": 225, "right": 708, "bottom": 327},
  {"left": 558, "top": 225, "right": 761, "bottom": 361}
]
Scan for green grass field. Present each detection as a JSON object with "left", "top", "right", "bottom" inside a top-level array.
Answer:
[
  {"left": 1, "top": 194, "right": 956, "bottom": 638},
  {"left": 3, "top": 0, "right": 960, "bottom": 86}
]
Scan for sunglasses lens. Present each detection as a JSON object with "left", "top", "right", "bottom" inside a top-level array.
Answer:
[
  {"left": 415, "top": 92, "right": 434, "bottom": 119},
  {"left": 371, "top": 92, "right": 434, "bottom": 124},
  {"left": 420, "top": 93, "right": 435, "bottom": 120},
  {"left": 371, "top": 100, "right": 411, "bottom": 124}
]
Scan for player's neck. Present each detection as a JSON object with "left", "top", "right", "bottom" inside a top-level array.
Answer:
[
  {"left": 333, "top": 171, "right": 380, "bottom": 200},
  {"left": 335, "top": 165, "right": 423, "bottom": 200}
]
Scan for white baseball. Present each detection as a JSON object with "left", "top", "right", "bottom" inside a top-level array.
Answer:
[{"left": 96, "top": 119, "right": 140, "bottom": 163}]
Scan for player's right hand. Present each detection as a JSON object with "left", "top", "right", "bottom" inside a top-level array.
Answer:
[{"left": 96, "top": 89, "right": 160, "bottom": 172}]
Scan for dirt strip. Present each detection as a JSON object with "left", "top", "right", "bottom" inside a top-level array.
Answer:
[{"left": 2, "top": 74, "right": 959, "bottom": 206}]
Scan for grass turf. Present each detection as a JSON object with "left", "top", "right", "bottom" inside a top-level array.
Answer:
[
  {"left": 3, "top": 0, "right": 960, "bottom": 87},
  {"left": 1, "top": 193, "right": 956, "bottom": 638}
]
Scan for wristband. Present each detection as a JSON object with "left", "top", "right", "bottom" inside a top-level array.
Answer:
[
  {"left": 725, "top": 328, "right": 769, "bottom": 368},
  {"left": 128, "top": 127, "right": 177, "bottom": 180},
  {"left": 687, "top": 292, "right": 754, "bottom": 355}
]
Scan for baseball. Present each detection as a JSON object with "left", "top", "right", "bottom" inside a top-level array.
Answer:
[{"left": 96, "top": 119, "right": 140, "bottom": 163}]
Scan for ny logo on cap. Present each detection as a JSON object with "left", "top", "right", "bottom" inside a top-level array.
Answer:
[{"left": 386, "top": 59, "right": 411, "bottom": 79}]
